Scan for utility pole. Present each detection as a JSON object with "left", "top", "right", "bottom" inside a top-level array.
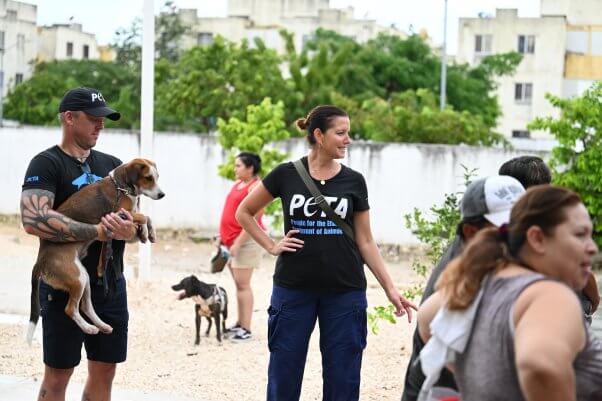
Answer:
[
  {"left": 440, "top": 0, "right": 448, "bottom": 110},
  {"left": 138, "top": 0, "right": 155, "bottom": 280},
  {"left": 0, "top": 48, "right": 4, "bottom": 127}
]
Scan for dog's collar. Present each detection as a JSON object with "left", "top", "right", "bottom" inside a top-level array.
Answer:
[{"left": 109, "top": 171, "right": 137, "bottom": 197}]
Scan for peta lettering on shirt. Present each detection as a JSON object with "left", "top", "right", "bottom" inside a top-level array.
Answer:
[{"left": 289, "top": 194, "right": 348, "bottom": 219}]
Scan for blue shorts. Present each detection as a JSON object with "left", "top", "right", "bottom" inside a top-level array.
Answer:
[{"left": 39, "top": 276, "right": 129, "bottom": 369}]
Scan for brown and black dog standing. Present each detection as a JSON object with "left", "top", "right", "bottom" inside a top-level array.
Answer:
[{"left": 24, "top": 158, "right": 164, "bottom": 343}]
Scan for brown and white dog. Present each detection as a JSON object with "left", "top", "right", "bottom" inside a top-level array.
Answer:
[{"left": 25, "top": 158, "right": 164, "bottom": 343}]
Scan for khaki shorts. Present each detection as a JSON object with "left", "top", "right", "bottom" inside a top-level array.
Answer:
[{"left": 230, "top": 239, "right": 263, "bottom": 269}]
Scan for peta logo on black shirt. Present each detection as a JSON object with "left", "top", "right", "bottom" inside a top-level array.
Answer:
[{"left": 289, "top": 194, "right": 348, "bottom": 219}]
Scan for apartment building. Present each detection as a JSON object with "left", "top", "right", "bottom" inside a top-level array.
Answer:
[
  {"left": 0, "top": 0, "right": 37, "bottom": 96},
  {"left": 456, "top": 0, "right": 601, "bottom": 139},
  {"left": 176, "top": 0, "right": 404, "bottom": 54},
  {"left": 38, "top": 22, "right": 99, "bottom": 62}
]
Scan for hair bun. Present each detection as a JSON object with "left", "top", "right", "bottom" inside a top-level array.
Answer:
[{"left": 295, "top": 118, "right": 308, "bottom": 130}]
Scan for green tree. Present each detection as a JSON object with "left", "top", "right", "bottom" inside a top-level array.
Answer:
[
  {"left": 217, "top": 97, "right": 290, "bottom": 178},
  {"left": 446, "top": 52, "right": 523, "bottom": 128},
  {"left": 112, "top": 18, "right": 142, "bottom": 71},
  {"left": 355, "top": 90, "right": 507, "bottom": 146},
  {"left": 529, "top": 82, "right": 602, "bottom": 245},
  {"left": 3, "top": 60, "right": 140, "bottom": 129},
  {"left": 156, "top": 0, "right": 189, "bottom": 63},
  {"left": 161, "top": 36, "right": 292, "bottom": 132},
  {"left": 217, "top": 98, "right": 291, "bottom": 228}
]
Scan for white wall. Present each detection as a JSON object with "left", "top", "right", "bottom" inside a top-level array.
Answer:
[{"left": 1, "top": 127, "right": 548, "bottom": 244}]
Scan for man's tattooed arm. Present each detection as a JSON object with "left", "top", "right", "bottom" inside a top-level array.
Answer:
[{"left": 21, "top": 189, "right": 101, "bottom": 242}]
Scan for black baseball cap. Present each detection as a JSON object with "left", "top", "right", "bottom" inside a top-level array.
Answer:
[{"left": 59, "top": 87, "right": 121, "bottom": 121}]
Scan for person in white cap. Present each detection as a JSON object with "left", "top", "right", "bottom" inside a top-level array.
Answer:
[
  {"left": 402, "top": 175, "right": 526, "bottom": 401},
  {"left": 417, "top": 185, "right": 602, "bottom": 401}
]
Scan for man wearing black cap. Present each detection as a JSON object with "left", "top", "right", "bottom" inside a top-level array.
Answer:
[{"left": 21, "top": 87, "right": 134, "bottom": 401}]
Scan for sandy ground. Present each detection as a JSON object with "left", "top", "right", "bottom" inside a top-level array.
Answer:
[{"left": 0, "top": 220, "right": 423, "bottom": 401}]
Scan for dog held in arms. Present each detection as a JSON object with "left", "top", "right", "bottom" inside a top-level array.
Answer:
[
  {"left": 23, "top": 158, "right": 165, "bottom": 343},
  {"left": 172, "top": 275, "right": 228, "bottom": 344}
]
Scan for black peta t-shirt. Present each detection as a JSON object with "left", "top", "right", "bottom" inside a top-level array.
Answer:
[
  {"left": 262, "top": 157, "right": 370, "bottom": 291},
  {"left": 22, "top": 145, "right": 124, "bottom": 277}
]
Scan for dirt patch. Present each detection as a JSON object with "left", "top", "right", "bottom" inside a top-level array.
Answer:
[{"left": 0, "top": 221, "right": 422, "bottom": 401}]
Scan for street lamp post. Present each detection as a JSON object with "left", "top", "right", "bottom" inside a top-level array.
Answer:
[
  {"left": 0, "top": 48, "right": 5, "bottom": 127},
  {"left": 440, "top": 0, "right": 448, "bottom": 110}
]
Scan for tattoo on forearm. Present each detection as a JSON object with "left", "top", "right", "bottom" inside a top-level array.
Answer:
[
  {"left": 21, "top": 189, "right": 97, "bottom": 242},
  {"left": 38, "top": 388, "right": 47, "bottom": 399}
]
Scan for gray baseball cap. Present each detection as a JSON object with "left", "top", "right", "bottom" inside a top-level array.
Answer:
[{"left": 461, "top": 176, "right": 525, "bottom": 227}]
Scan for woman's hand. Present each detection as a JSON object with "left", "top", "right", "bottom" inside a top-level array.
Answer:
[
  {"left": 269, "top": 229, "right": 304, "bottom": 256},
  {"left": 385, "top": 286, "right": 418, "bottom": 323}
]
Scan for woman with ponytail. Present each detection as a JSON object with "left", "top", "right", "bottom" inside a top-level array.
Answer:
[
  {"left": 236, "top": 105, "right": 416, "bottom": 401},
  {"left": 418, "top": 185, "right": 602, "bottom": 401},
  {"left": 219, "top": 152, "right": 264, "bottom": 341}
]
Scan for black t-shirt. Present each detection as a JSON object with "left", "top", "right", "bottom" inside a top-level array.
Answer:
[
  {"left": 22, "top": 145, "right": 125, "bottom": 277},
  {"left": 262, "top": 157, "right": 369, "bottom": 291}
]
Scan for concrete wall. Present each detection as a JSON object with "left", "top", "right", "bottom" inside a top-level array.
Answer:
[{"left": 0, "top": 127, "right": 549, "bottom": 244}]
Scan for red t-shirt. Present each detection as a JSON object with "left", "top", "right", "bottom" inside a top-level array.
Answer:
[{"left": 219, "top": 179, "right": 264, "bottom": 247}]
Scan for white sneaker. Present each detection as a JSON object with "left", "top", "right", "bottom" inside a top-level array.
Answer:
[{"left": 230, "top": 328, "right": 252, "bottom": 342}]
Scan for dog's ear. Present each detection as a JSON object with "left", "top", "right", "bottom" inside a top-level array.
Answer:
[{"left": 126, "top": 160, "right": 149, "bottom": 186}]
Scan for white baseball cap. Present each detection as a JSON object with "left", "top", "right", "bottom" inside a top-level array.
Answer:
[{"left": 461, "top": 175, "right": 525, "bottom": 227}]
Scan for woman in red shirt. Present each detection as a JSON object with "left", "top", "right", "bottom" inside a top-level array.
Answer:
[{"left": 219, "top": 152, "right": 264, "bottom": 341}]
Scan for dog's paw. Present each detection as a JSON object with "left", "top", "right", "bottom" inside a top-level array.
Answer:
[
  {"left": 82, "top": 325, "right": 100, "bottom": 335},
  {"left": 137, "top": 224, "right": 149, "bottom": 243},
  {"left": 148, "top": 227, "right": 156, "bottom": 243},
  {"left": 147, "top": 217, "right": 156, "bottom": 243}
]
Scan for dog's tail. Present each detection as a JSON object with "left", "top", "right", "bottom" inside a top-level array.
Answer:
[{"left": 26, "top": 265, "right": 41, "bottom": 345}]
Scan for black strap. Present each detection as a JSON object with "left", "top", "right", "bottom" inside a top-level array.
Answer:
[{"left": 293, "top": 159, "right": 355, "bottom": 240}]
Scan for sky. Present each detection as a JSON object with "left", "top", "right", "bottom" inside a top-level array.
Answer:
[{"left": 26, "top": 0, "right": 541, "bottom": 54}]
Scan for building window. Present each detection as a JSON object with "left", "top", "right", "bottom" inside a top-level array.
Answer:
[
  {"left": 0, "top": 31, "right": 5, "bottom": 51},
  {"left": 16, "top": 34, "right": 25, "bottom": 52},
  {"left": 197, "top": 32, "right": 213, "bottom": 46},
  {"left": 66, "top": 42, "right": 73, "bottom": 57},
  {"left": 512, "top": 130, "right": 531, "bottom": 138},
  {"left": 518, "top": 35, "right": 535, "bottom": 54},
  {"left": 475, "top": 34, "right": 492, "bottom": 53},
  {"left": 6, "top": 10, "right": 17, "bottom": 21},
  {"left": 15, "top": 73, "right": 23, "bottom": 84},
  {"left": 515, "top": 83, "right": 533, "bottom": 103},
  {"left": 83, "top": 45, "right": 89, "bottom": 59}
]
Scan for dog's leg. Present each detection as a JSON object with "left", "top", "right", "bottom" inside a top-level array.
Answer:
[
  {"left": 146, "top": 216, "right": 156, "bottom": 243},
  {"left": 79, "top": 263, "right": 113, "bottom": 334},
  {"left": 63, "top": 260, "right": 99, "bottom": 335},
  {"left": 215, "top": 309, "right": 222, "bottom": 343},
  {"left": 195, "top": 304, "right": 201, "bottom": 345},
  {"left": 222, "top": 288, "right": 228, "bottom": 334},
  {"left": 131, "top": 213, "right": 149, "bottom": 243},
  {"left": 205, "top": 316, "right": 212, "bottom": 337}
]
